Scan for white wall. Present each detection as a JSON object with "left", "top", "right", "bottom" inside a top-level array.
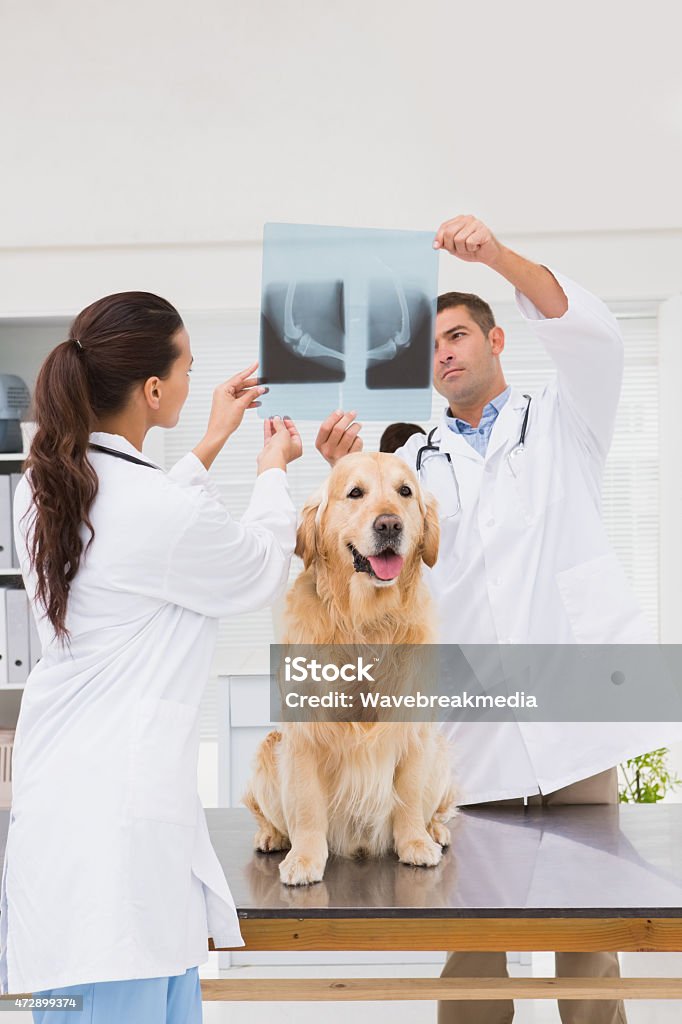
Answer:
[
  {"left": 2, "top": 0, "right": 681, "bottom": 309},
  {"left": 1, "top": 0, "right": 682, "bottom": 250},
  {"left": 1, "top": 229, "right": 681, "bottom": 318}
]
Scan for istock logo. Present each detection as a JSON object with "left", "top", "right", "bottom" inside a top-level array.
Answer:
[{"left": 284, "top": 656, "right": 376, "bottom": 683}]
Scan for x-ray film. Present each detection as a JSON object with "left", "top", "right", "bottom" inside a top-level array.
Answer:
[{"left": 259, "top": 222, "right": 438, "bottom": 420}]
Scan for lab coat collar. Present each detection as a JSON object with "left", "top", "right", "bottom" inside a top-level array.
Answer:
[
  {"left": 437, "top": 410, "right": 481, "bottom": 462},
  {"left": 88, "top": 430, "right": 164, "bottom": 471},
  {"left": 436, "top": 386, "right": 529, "bottom": 463},
  {"left": 484, "top": 386, "right": 532, "bottom": 463}
]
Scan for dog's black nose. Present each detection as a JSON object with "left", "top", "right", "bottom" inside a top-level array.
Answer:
[{"left": 373, "top": 514, "right": 402, "bottom": 539}]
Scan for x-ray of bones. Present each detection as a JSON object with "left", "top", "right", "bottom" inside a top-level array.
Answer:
[
  {"left": 282, "top": 276, "right": 412, "bottom": 365},
  {"left": 259, "top": 223, "right": 438, "bottom": 420}
]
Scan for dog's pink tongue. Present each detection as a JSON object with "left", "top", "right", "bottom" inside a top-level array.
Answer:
[{"left": 367, "top": 551, "right": 405, "bottom": 580}]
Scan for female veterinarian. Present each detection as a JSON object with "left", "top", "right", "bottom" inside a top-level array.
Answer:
[{"left": 0, "top": 292, "right": 301, "bottom": 1022}]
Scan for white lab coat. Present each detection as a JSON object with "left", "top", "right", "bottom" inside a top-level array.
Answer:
[
  {"left": 397, "top": 270, "right": 682, "bottom": 804},
  {"left": 0, "top": 431, "right": 297, "bottom": 994}
]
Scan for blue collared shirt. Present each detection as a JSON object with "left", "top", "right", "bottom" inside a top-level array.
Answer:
[{"left": 445, "top": 386, "right": 511, "bottom": 457}]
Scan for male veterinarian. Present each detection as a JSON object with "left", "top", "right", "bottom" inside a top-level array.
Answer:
[{"left": 316, "top": 214, "right": 680, "bottom": 1024}]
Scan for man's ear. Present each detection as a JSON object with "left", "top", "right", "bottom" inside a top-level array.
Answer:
[
  {"left": 295, "top": 484, "right": 328, "bottom": 569},
  {"left": 420, "top": 491, "right": 440, "bottom": 568},
  {"left": 489, "top": 325, "right": 505, "bottom": 357}
]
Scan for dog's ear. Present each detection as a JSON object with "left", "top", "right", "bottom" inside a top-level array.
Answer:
[
  {"left": 420, "top": 491, "right": 440, "bottom": 568},
  {"left": 295, "top": 502, "right": 318, "bottom": 569},
  {"left": 295, "top": 484, "right": 328, "bottom": 569}
]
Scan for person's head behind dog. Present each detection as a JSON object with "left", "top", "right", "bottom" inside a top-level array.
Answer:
[
  {"left": 295, "top": 452, "right": 439, "bottom": 604},
  {"left": 379, "top": 422, "right": 425, "bottom": 454}
]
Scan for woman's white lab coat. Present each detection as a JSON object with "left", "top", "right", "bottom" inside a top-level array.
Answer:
[
  {"left": 397, "top": 270, "right": 682, "bottom": 804},
  {"left": 0, "top": 433, "right": 297, "bottom": 994}
]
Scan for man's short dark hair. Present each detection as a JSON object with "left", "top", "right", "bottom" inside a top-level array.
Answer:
[
  {"left": 380, "top": 422, "right": 426, "bottom": 453},
  {"left": 437, "top": 291, "right": 496, "bottom": 336}
]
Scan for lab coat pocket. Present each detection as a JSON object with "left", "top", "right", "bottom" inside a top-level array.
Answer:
[
  {"left": 129, "top": 697, "right": 199, "bottom": 826},
  {"left": 556, "top": 553, "right": 654, "bottom": 644},
  {"left": 507, "top": 436, "right": 564, "bottom": 524},
  {"left": 129, "top": 817, "right": 196, "bottom": 961}
]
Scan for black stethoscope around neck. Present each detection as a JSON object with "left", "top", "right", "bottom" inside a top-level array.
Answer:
[
  {"left": 88, "top": 443, "right": 162, "bottom": 471},
  {"left": 415, "top": 394, "right": 532, "bottom": 517}
]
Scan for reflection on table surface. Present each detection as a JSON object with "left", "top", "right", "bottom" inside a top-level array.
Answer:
[{"left": 203, "top": 805, "right": 682, "bottom": 918}]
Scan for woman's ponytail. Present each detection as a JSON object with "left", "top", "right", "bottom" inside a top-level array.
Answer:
[{"left": 22, "top": 292, "right": 183, "bottom": 644}]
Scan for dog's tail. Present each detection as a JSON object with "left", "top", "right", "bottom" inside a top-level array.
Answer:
[
  {"left": 242, "top": 730, "right": 282, "bottom": 812},
  {"left": 432, "top": 784, "right": 459, "bottom": 824},
  {"left": 242, "top": 729, "right": 291, "bottom": 852}
]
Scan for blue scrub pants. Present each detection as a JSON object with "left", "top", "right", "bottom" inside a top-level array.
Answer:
[{"left": 31, "top": 966, "right": 202, "bottom": 1023}]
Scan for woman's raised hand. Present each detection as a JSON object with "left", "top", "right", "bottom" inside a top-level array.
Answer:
[
  {"left": 204, "top": 361, "right": 267, "bottom": 441},
  {"left": 257, "top": 416, "right": 303, "bottom": 474},
  {"left": 193, "top": 361, "right": 267, "bottom": 470}
]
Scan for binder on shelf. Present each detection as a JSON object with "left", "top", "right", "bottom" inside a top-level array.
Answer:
[
  {"left": 0, "top": 588, "right": 8, "bottom": 687},
  {"left": 28, "top": 605, "right": 42, "bottom": 671},
  {"left": 0, "top": 727, "right": 14, "bottom": 809},
  {"left": 0, "top": 476, "right": 11, "bottom": 569},
  {"left": 9, "top": 473, "right": 22, "bottom": 569},
  {"left": 6, "top": 586, "right": 29, "bottom": 686}
]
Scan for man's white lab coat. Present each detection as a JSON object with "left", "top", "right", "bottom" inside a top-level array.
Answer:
[
  {"left": 0, "top": 433, "right": 296, "bottom": 993},
  {"left": 397, "top": 271, "right": 681, "bottom": 804}
]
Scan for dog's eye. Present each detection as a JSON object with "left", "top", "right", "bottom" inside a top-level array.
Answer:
[
  {"left": 347, "top": 487, "right": 364, "bottom": 499},
  {"left": 398, "top": 485, "right": 413, "bottom": 497}
]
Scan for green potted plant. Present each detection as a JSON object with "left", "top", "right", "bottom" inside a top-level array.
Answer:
[{"left": 619, "top": 747, "right": 681, "bottom": 803}]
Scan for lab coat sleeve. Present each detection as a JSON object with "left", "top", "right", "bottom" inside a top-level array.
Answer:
[
  {"left": 167, "top": 451, "right": 227, "bottom": 505},
  {"left": 158, "top": 465, "right": 297, "bottom": 619},
  {"left": 393, "top": 434, "right": 421, "bottom": 472},
  {"left": 515, "top": 269, "right": 624, "bottom": 461}
]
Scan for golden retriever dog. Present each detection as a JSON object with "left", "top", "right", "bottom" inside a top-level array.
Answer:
[{"left": 243, "top": 452, "right": 457, "bottom": 886}]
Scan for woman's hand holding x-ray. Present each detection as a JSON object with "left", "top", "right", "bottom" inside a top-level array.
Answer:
[
  {"left": 193, "top": 361, "right": 268, "bottom": 470},
  {"left": 205, "top": 361, "right": 267, "bottom": 438},
  {"left": 258, "top": 415, "right": 303, "bottom": 474}
]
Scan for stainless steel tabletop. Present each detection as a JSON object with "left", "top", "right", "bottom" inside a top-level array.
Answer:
[
  {"left": 2, "top": 805, "right": 681, "bottom": 920},
  {"left": 203, "top": 805, "right": 682, "bottom": 920}
]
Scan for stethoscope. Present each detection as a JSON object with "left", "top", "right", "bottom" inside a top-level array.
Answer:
[
  {"left": 88, "top": 443, "right": 161, "bottom": 471},
  {"left": 415, "top": 394, "right": 532, "bottom": 518}
]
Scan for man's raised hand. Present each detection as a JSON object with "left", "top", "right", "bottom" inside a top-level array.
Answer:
[
  {"left": 315, "top": 410, "right": 363, "bottom": 467},
  {"left": 433, "top": 215, "right": 504, "bottom": 269}
]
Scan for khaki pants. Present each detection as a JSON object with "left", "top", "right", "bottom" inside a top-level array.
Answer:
[{"left": 438, "top": 767, "right": 627, "bottom": 1024}]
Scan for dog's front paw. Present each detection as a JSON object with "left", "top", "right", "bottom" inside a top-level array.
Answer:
[
  {"left": 427, "top": 820, "right": 451, "bottom": 848},
  {"left": 396, "top": 834, "right": 443, "bottom": 867},
  {"left": 279, "top": 850, "right": 327, "bottom": 886},
  {"left": 255, "top": 826, "right": 291, "bottom": 853}
]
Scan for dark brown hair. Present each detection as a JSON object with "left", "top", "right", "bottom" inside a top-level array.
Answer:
[
  {"left": 23, "top": 292, "right": 183, "bottom": 644},
  {"left": 379, "top": 422, "right": 426, "bottom": 453},
  {"left": 437, "top": 291, "right": 496, "bottom": 336}
]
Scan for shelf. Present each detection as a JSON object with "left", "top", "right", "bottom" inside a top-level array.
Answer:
[
  {"left": 0, "top": 454, "right": 26, "bottom": 462},
  {"left": 0, "top": 570, "right": 21, "bottom": 576}
]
